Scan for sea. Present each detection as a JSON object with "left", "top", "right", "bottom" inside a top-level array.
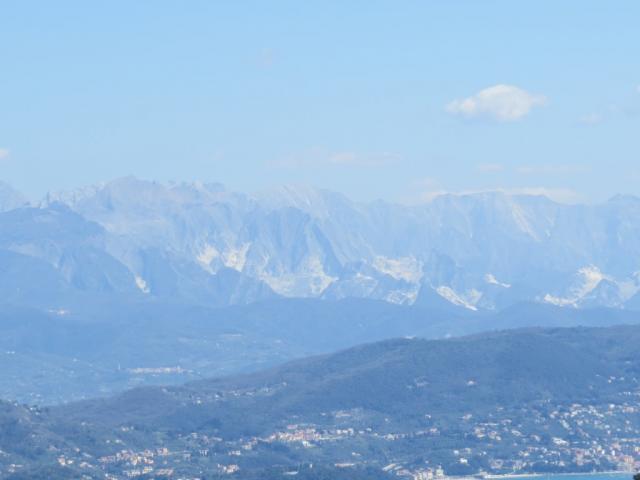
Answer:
[{"left": 498, "top": 474, "right": 633, "bottom": 480}]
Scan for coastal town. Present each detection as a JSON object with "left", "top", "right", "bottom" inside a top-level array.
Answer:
[{"left": 5, "top": 392, "right": 640, "bottom": 480}]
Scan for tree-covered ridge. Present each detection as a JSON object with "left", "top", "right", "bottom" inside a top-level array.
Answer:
[{"left": 4, "top": 325, "right": 640, "bottom": 478}]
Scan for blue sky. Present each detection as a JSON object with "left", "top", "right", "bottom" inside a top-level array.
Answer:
[{"left": 1, "top": 1, "right": 639, "bottom": 203}]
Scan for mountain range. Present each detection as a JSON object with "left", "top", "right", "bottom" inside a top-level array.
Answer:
[
  {"left": 2, "top": 177, "right": 640, "bottom": 404},
  {"left": 2, "top": 177, "right": 640, "bottom": 312}
]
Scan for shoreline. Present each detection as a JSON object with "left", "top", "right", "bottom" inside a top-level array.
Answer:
[
  {"left": 440, "top": 471, "right": 633, "bottom": 480},
  {"left": 481, "top": 472, "right": 631, "bottom": 479}
]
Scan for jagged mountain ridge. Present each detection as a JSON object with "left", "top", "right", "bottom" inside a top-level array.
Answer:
[
  {"left": 1, "top": 176, "right": 639, "bottom": 310},
  {"left": 0, "top": 181, "right": 29, "bottom": 212}
]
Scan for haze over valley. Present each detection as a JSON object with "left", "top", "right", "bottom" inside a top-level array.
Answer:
[
  {"left": 2, "top": 2, "right": 640, "bottom": 479},
  {"left": 0, "top": 178, "right": 639, "bottom": 405}
]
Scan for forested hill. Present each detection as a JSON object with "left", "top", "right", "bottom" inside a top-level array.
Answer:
[{"left": 4, "top": 325, "right": 640, "bottom": 478}]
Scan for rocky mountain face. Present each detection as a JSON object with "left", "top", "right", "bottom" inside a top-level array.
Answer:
[{"left": 0, "top": 176, "right": 639, "bottom": 311}]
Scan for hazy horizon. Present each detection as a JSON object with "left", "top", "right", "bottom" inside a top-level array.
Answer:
[
  {"left": 3, "top": 4, "right": 640, "bottom": 477},
  {"left": 3, "top": 174, "right": 640, "bottom": 206},
  {"left": 2, "top": 2, "right": 640, "bottom": 204}
]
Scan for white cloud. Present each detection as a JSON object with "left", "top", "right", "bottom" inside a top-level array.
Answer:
[
  {"left": 327, "top": 152, "right": 359, "bottom": 165},
  {"left": 446, "top": 84, "right": 547, "bottom": 122},
  {"left": 0, "top": 148, "right": 9, "bottom": 160}
]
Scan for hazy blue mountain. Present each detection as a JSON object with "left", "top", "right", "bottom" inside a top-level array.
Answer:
[
  {"left": 0, "top": 200, "right": 277, "bottom": 309},
  {"left": 627, "top": 291, "right": 640, "bottom": 310},
  {"left": 0, "top": 181, "right": 28, "bottom": 212},
  {"left": 2, "top": 177, "right": 640, "bottom": 406},
  {"left": 63, "top": 325, "right": 640, "bottom": 431},
  {"left": 35, "top": 177, "right": 640, "bottom": 311},
  {"left": 60, "top": 326, "right": 640, "bottom": 433},
  {"left": 0, "top": 204, "right": 140, "bottom": 307},
  {"left": 1, "top": 296, "right": 638, "bottom": 405}
]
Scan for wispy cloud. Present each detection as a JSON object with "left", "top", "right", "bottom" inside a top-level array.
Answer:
[
  {"left": 411, "top": 177, "right": 439, "bottom": 190},
  {"left": 477, "top": 163, "right": 504, "bottom": 173},
  {"left": 0, "top": 148, "right": 9, "bottom": 161},
  {"left": 578, "top": 112, "right": 602, "bottom": 125},
  {"left": 414, "top": 187, "right": 581, "bottom": 205},
  {"left": 446, "top": 84, "right": 547, "bottom": 122},
  {"left": 273, "top": 147, "right": 400, "bottom": 168},
  {"left": 516, "top": 164, "right": 589, "bottom": 176}
]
